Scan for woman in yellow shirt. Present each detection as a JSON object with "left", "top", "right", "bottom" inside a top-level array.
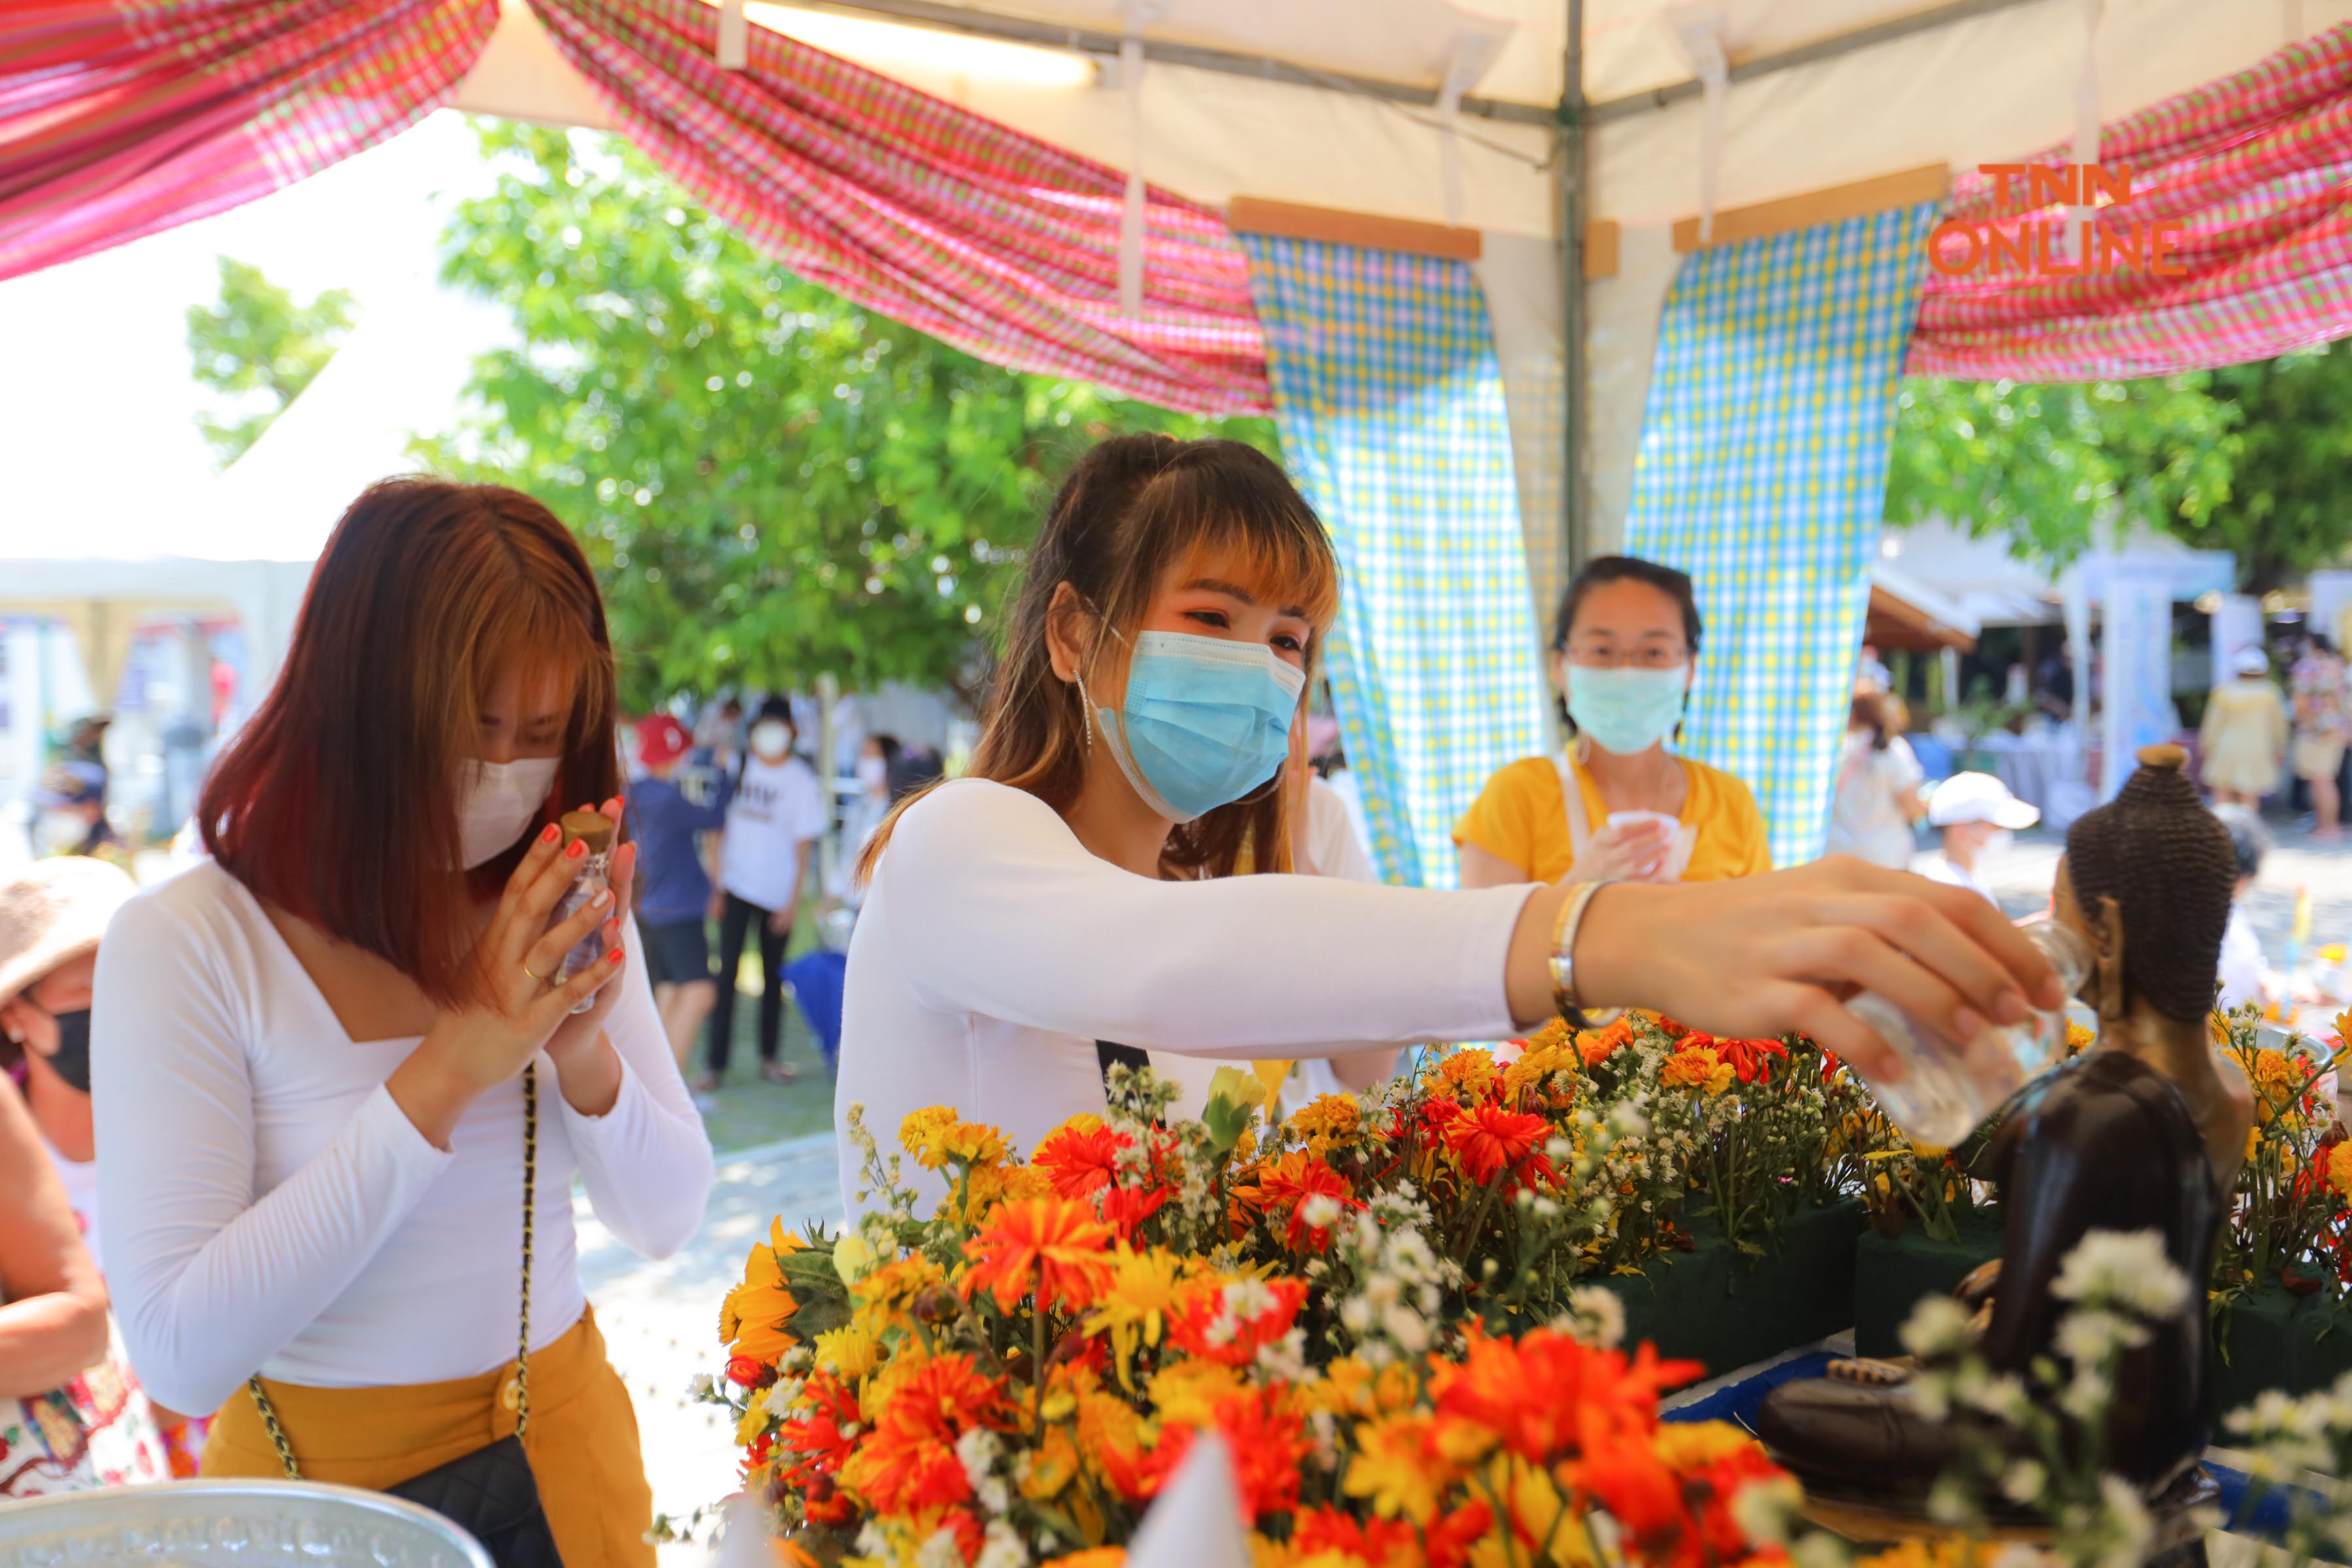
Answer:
[{"left": 1456, "top": 556, "right": 1771, "bottom": 887}]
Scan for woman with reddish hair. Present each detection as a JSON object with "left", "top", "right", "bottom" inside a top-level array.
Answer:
[{"left": 92, "top": 479, "right": 711, "bottom": 1566}]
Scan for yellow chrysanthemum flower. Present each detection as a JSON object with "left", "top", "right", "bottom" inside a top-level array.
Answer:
[
  {"left": 811, "top": 1322, "right": 883, "bottom": 1381},
  {"left": 1652, "top": 1419, "right": 1761, "bottom": 1467},
  {"left": 1088, "top": 1247, "right": 1185, "bottom": 1391},
  {"left": 720, "top": 1243, "right": 799, "bottom": 1362},
  {"left": 1342, "top": 1412, "right": 1445, "bottom": 1524},
  {"left": 1148, "top": 1358, "right": 1247, "bottom": 1426}
]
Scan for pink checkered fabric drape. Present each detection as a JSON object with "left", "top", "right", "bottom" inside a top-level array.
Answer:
[
  {"left": 523, "top": 0, "right": 1270, "bottom": 417},
  {"left": 0, "top": 0, "right": 495, "bottom": 282},
  {"left": 1910, "top": 25, "right": 2352, "bottom": 379}
]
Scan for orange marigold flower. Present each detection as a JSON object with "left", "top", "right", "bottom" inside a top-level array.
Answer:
[
  {"left": 1438, "top": 1103, "right": 1552, "bottom": 1186},
  {"left": 2328, "top": 1140, "right": 2352, "bottom": 1203},
  {"left": 1431, "top": 1047, "right": 1503, "bottom": 1102},
  {"left": 837, "top": 1353, "right": 1013, "bottom": 1515},
  {"left": 1034, "top": 1118, "right": 1129, "bottom": 1200},
  {"left": 1578, "top": 1016, "right": 1633, "bottom": 1066},
  {"left": 960, "top": 1198, "right": 1117, "bottom": 1314},
  {"left": 1659, "top": 1046, "right": 1733, "bottom": 1096}
]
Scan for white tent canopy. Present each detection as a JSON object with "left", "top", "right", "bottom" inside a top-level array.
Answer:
[
  {"left": 0, "top": 279, "right": 495, "bottom": 699},
  {"left": 457, "top": 0, "right": 2332, "bottom": 237},
  {"left": 450, "top": 0, "right": 2345, "bottom": 551}
]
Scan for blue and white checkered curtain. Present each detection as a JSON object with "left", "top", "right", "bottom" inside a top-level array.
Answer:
[
  {"left": 1240, "top": 236, "right": 1552, "bottom": 888},
  {"left": 1625, "top": 204, "right": 1940, "bottom": 868}
]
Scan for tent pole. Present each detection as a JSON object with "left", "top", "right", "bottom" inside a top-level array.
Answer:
[{"left": 1560, "top": 0, "right": 1587, "bottom": 583}]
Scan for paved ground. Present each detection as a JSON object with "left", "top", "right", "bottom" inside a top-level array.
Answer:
[
  {"left": 578, "top": 1133, "right": 843, "bottom": 1562},
  {"left": 581, "top": 809, "right": 2352, "bottom": 1559}
]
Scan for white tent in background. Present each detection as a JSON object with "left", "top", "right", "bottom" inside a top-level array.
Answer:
[{"left": 0, "top": 278, "right": 495, "bottom": 704}]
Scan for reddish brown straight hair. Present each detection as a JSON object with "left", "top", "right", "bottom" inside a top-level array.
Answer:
[{"left": 201, "top": 478, "right": 621, "bottom": 1007}]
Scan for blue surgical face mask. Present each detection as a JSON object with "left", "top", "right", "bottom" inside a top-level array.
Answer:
[
  {"left": 1565, "top": 664, "right": 1690, "bottom": 757},
  {"left": 1088, "top": 630, "right": 1307, "bottom": 824}
]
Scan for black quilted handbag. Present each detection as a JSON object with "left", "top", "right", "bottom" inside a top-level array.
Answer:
[{"left": 248, "top": 1068, "right": 563, "bottom": 1568}]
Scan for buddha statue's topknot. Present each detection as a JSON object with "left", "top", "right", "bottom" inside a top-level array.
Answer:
[{"left": 2062, "top": 743, "right": 2237, "bottom": 1022}]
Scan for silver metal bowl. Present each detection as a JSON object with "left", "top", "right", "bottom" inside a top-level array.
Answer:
[{"left": 0, "top": 1479, "right": 494, "bottom": 1568}]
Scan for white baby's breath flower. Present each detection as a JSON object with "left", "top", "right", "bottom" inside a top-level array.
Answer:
[
  {"left": 1339, "top": 1297, "right": 1372, "bottom": 1335},
  {"left": 1560, "top": 1286, "right": 1627, "bottom": 1350},
  {"left": 917, "top": 1526, "right": 968, "bottom": 1568},
  {"left": 2051, "top": 1230, "right": 2189, "bottom": 1320},
  {"left": 1899, "top": 1294, "right": 1977, "bottom": 1361},
  {"left": 687, "top": 1373, "right": 717, "bottom": 1401},
  {"left": 2055, "top": 1308, "right": 2150, "bottom": 1367},
  {"left": 1300, "top": 1193, "right": 1343, "bottom": 1231},
  {"left": 2001, "top": 1459, "right": 2049, "bottom": 1505},
  {"left": 1927, "top": 1476, "right": 1974, "bottom": 1527},
  {"left": 2093, "top": 1475, "right": 2155, "bottom": 1568},
  {"left": 1791, "top": 1532, "right": 1852, "bottom": 1568},
  {"left": 1727, "top": 1475, "right": 1802, "bottom": 1547},
  {"left": 973, "top": 1520, "right": 1030, "bottom": 1568},
  {"left": 1380, "top": 1302, "right": 1430, "bottom": 1353}
]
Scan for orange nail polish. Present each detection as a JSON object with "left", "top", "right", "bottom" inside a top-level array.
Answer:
[
  {"left": 566, "top": 840, "right": 586, "bottom": 860},
  {"left": 539, "top": 823, "right": 560, "bottom": 843}
]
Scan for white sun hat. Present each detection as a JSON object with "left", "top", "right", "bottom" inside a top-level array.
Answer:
[
  {"left": 0, "top": 857, "right": 138, "bottom": 1009},
  {"left": 1925, "top": 771, "right": 2042, "bottom": 831}
]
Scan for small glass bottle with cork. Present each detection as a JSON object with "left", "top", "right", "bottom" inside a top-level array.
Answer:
[{"left": 551, "top": 808, "right": 616, "bottom": 1011}]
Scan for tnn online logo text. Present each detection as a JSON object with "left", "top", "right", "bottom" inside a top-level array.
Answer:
[{"left": 1927, "top": 163, "right": 2187, "bottom": 278}]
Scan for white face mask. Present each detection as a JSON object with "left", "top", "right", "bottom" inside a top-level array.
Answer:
[
  {"left": 855, "top": 756, "right": 889, "bottom": 792},
  {"left": 455, "top": 757, "right": 561, "bottom": 869},
  {"left": 750, "top": 720, "right": 792, "bottom": 760}
]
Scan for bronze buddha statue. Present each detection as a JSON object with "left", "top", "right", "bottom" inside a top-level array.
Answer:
[{"left": 1759, "top": 744, "right": 2254, "bottom": 1512}]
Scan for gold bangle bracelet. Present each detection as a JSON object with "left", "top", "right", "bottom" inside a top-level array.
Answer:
[{"left": 1547, "top": 880, "right": 1620, "bottom": 1030}]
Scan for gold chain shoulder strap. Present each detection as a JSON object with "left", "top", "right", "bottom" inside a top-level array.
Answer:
[{"left": 250, "top": 1065, "right": 539, "bottom": 1477}]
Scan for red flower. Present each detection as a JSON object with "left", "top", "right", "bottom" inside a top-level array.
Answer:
[
  {"left": 1426, "top": 1501, "right": 1495, "bottom": 1568},
  {"left": 1168, "top": 1276, "right": 1309, "bottom": 1367},
  {"left": 1099, "top": 1181, "right": 1173, "bottom": 1243},
  {"left": 726, "top": 1354, "right": 774, "bottom": 1388},
  {"left": 1149, "top": 1388, "right": 1311, "bottom": 1520},
  {"left": 1433, "top": 1326, "right": 1701, "bottom": 1466},
  {"left": 838, "top": 1354, "right": 1014, "bottom": 1514},
  {"left": 1295, "top": 1509, "right": 1418, "bottom": 1568},
  {"left": 1033, "top": 1120, "right": 1129, "bottom": 1200},
  {"left": 775, "top": 1371, "right": 862, "bottom": 1490},
  {"left": 1249, "top": 1149, "right": 1362, "bottom": 1250},
  {"left": 1715, "top": 1036, "right": 1789, "bottom": 1085},
  {"left": 1438, "top": 1103, "right": 1552, "bottom": 1186}
]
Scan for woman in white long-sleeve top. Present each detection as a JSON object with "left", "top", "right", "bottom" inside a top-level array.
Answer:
[
  {"left": 93, "top": 478, "right": 713, "bottom": 1568},
  {"left": 839, "top": 436, "right": 2063, "bottom": 1215}
]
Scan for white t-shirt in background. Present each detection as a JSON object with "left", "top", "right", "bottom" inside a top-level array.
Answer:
[
  {"left": 2218, "top": 903, "right": 2264, "bottom": 1013},
  {"left": 1826, "top": 733, "right": 1924, "bottom": 870},
  {"left": 720, "top": 754, "right": 829, "bottom": 911},
  {"left": 44, "top": 1136, "right": 100, "bottom": 1273},
  {"left": 1917, "top": 852, "right": 1997, "bottom": 906}
]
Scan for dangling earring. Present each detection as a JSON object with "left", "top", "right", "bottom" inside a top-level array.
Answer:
[{"left": 1073, "top": 672, "right": 1096, "bottom": 753}]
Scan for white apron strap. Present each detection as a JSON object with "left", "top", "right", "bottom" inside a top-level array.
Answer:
[{"left": 1552, "top": 751, "right": 1592, "bottom": 858}]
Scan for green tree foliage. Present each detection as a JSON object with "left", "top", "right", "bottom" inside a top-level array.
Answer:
[
  {"left": 186, "top": 257, "right": 358, "bottom": 466},
  {"left": 1886, "top": 344, "right": 2352, "bottom": 592},
  {"left": 2171, "top": 346, "right": 2352, "bottom": 593},
  {"left": 1884, "top": 373, "right": 2238, "bottom": 567},
  {"left": 416, "top": 120, "right": 1275, "bottom": 710}
]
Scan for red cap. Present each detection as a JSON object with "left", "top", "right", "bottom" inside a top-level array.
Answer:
[{"left": 637, "top": 714, "right": 691, "bottom": 768}]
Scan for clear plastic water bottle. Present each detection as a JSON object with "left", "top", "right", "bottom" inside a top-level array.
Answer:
[
  {"left": 551, "top": 809, "right": 616, "bottom": 1014},
  {"left": 1846, "top": 921, "right": 2092, "bottom": 1147}
]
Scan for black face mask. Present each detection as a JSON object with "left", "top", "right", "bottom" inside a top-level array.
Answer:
[{"left": 35, "top": 1007, "right": 91, "bottom": 1094}]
